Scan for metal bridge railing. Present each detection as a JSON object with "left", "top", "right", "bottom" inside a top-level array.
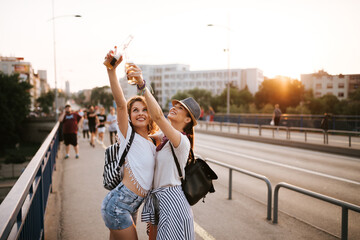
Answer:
[
  {"left": 198, "top": 156, "right": 272, "bottom": 221},
  {"left": 198, "top": 121, "right": 360, "bottom": 148},
  {"left": 0, "top": 122, "right": 60, "bottom": 240},
  {"left": 273, "top": 182, "right": 360, "bottom": 240}
]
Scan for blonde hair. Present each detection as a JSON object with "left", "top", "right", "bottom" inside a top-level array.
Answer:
[{"left": 127, "top": 96, "right": 158, "bottom": 135}]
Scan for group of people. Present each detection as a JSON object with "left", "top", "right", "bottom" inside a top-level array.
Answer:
[
  {"left": 100, "top": 51, "right": 201, "bottom": 240},
  {"left": 59, "top": 104, "right": 120, "bottom": 159}
]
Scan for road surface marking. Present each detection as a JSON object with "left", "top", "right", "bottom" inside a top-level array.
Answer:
[
  {"left": 197, "top": 143, "right": 360, "bottom": 185},
  {"left": 194, "top": 222, "right": 216, "bottom": 240}
]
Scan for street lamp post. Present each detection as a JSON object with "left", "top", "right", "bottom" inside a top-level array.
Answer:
[
  {"left": 51, "top": 0, "right": 81, "bottom": 121},
  {"left": 208, "top": 16, "right": 231, "bottom": 116}
]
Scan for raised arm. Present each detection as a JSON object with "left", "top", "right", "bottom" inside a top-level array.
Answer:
[
  {"left": 128, "top": 65, "right": 182, "bottom": 147},
  {"left": 105, "top": 52, "right": 128, "bottom": 137}
]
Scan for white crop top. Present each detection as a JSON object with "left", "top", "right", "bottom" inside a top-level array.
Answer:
[
  {"left": 153, "top": 132, "right": 190, "bottom": 189},
  {"left": 117, "top": 122, "right": 156, "bottom": 193}
]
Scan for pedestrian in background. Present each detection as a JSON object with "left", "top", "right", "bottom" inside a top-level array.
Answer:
[
  {"left": 82, "top": 113, "right": 90, "bottom": 139},
  {"left": 87, "top": 106, "right": 99, "bottom": 147},
  {"left": 59, "top": 104, "right": 83, "bottom": 159},
  {"left": 272, "top": 104, "right": 282, "bottom": 129},
  {"left": 320, "top": 113, "right": 329, "bottom": 132},
  {"left": 97, "top": 107, "right": 107, "bottom": 145},
  {"left": 107, "top": 107, "right": 118, "bottom": 145}
]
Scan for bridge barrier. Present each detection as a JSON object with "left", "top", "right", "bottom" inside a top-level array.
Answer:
[
  {"left": 273, "top": 182, "right": 360, "bottom": 240},
  {"left": 0, "top": 122, "right": 60, "bottom": 240},
  {"left": 198, "top": 121, "right": 360, "bottom": 148}
]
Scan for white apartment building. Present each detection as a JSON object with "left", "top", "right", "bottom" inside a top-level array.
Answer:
[
  {"left": 301, "top": 70, "right": 360, "bottom": 99},
  {"left": 121, "top": 64, "right": 263, "bottom": 109}
]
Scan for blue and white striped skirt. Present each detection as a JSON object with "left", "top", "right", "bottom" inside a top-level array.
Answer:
[{"left": 141, "top": 186, "right": 194, "bottom": 240}]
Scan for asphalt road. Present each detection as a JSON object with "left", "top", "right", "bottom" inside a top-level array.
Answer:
[{"left": 194, "top": 132, "right": 360, "bottom": 239}]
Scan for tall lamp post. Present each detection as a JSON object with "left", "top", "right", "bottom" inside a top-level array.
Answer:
[
  {"left": 51, "top": 0, "right": 81, "bottom": 121},
  {"left": 208, "top": 16, "right": 231, "bottom": 116}
]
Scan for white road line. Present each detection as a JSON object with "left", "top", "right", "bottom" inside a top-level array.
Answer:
[
  {"left": 194, "top": 222, "right": 216, "bottom": 240},
  {"left": 197, "top": 143, "right": 360, "bottom": 185}
]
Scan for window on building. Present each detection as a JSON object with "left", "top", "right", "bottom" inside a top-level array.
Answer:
[
  {"left": 338, "top": 92, "right": 344, "bottom": 97},
  {"left": 315, "top": 92, "right": 322, "bottom": 97},
  {"left": 232, "top": 72, "right": 237, "bottom": 77},
  {"left": 327, "top": 83, "right": 333, "bottom": 89},
  {"left": 338, "top": 83, "right": 345, "bottom": 88},
  {"left": 316, "top": 83, "right": 322, "bottom": 89}
]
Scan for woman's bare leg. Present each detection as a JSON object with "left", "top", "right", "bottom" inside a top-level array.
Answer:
[{"left": 109, "top": 225, "right": 138, "bottom": 240}]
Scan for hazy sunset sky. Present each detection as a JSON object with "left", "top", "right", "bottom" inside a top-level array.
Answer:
[{"left": 1, "top": 0, "right": 359, "bottom": 92}]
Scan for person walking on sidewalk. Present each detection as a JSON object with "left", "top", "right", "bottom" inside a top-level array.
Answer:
[
  {"left": 107, "top": 106, "right": 118, "bottom": 145},
  {"left": 59, "top": 104, "right": 83, "bottom": 159},
  {"left": 101, "top": 51, "right": 158, "bottom": 240},
  {"left": 272, "top": 104, "right": 282, "bottom": 130},
  {"left": 87, "top": 106, "right": 99, "bottom": 147},
  {"left": 97, "top": 107, "right": 107, "bottom": 145},
  {"left": 82, "top": 113, "right": 90, "bottom": 140}
]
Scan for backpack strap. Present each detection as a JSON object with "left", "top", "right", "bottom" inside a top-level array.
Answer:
[
  {"left": 119, "top": 122, "right": 135, "bottom": 167},
  {"left": 170, "top": 143, "right": 185, "bottom": 184}
]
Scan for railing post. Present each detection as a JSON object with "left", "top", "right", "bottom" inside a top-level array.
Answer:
[
  {"left": 259, "top": 125, "right": 262, "bottom": 136},
  {"left": 305, "top": 131, "right": 307, "bottom": 142},
  {"left": 272, "top": 129, "right": 274, "bottom": 138},
  {"left": 220, "top": 122, "right": 223, "bottom": 132},
  {"left": 228, "top": 169, "right": 232, "bottom": 200},
  {"left": 349, "top": 136, "right": 351, "bottom": 147},
  {"left": 287, "top": 128, "right": 290, "bottom": 140},
  {"left": 237, "top": 123, "right": 240, "bottom": 134},
  {"left": 273, "top": 185, "right": 279, "bottom": 224},
  {"left": 341, "top": 207, "right": 348, "bottom": 240}
]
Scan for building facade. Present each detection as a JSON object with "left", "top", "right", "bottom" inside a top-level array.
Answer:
[
  {"left": 121, "top": 64, "right": 263, "bottom": 109},
  {"left": 301, "top": 70, "right": 360, "bottom": 99}
]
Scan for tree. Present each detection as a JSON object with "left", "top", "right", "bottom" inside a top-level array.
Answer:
[
  {"left": 0, "top": 72, "right": 32, "bottom": 152},
  {"left": 254, "top": 77, "right": 305, "bottom": 112},
  {"left": 90, "top": 86, "right": 114, "bottom": 110},
  {"left": 170, "top": 88, "right": 213, "bottom": 111},
  {"left": 36, "top": 90, "right": 54, "bottom": 114}
]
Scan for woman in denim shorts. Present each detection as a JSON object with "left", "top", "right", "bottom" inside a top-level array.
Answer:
[{"left": 101, "top": 51, "right": 157, "bottom": 240}]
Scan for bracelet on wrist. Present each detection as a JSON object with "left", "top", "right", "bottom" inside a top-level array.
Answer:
[
  {"left": 137, "top": 79, "right": 146, "bottom": 90},
  {"left": 137, "top": 87, "right": 147, "bottom": 96}
]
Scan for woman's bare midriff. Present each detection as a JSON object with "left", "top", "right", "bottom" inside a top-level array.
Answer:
[{"left": 121, "top": 165, "right": 147, "bottom": 198}]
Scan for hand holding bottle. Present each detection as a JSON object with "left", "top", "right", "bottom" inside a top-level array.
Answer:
[
  {"left": 126, "top": 63, "right": 144, "bottom": 86},
  {"left": 104, "top": 48, "right": 123, "bottom": 70}
]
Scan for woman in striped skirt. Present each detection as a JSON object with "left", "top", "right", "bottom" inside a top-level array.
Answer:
[{"left": 127, "top": 65, "right": 201, "bottom": 240}]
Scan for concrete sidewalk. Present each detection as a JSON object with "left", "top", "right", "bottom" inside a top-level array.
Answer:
[{"left": 44, "top": 132, "right": 337, "bottom": 240}]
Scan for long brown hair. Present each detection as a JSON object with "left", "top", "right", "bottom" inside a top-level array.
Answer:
[
  {"left": 127, "top": 96, "right": 158, "bottom": 135},
  {"left": 183, "top": 111, "right": 195, "bottom": 163}
]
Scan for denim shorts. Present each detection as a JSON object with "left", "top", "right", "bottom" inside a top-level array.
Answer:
[{"left": 101, "top": 182, "right": 144, "bottom": 230}]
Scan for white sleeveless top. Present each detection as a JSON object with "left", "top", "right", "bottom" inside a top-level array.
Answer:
[
  {"left": 117, "top": 122, "right": 156, "bottom": 194},
  {"left": 153, "top": 132, "right": 190, "bottom": 189}
]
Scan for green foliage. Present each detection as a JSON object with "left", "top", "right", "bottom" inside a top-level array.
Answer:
[
  {"left": 36, "top": 90, "right": 54, "bottom": 114},
  {"left": 349, "top": 88, "right": 360, "bottom": 101},
  {"left": 170, "top": 88, "right": 213, "bottom": 111},
  {"left": 0, "top": 72, "right": 32, "bottom": 152},
  {"left": 90, "top": 86, "right": 114, "bottom": 110},
  {"left": 259, "top": 103, "right": 274, "bottom": 114},
  {"left": 73, "top": 91, "right": 88, "bottom": 108},
  {"left": 254, "top": 77, "right": 304, "bottom": 112},
  {"left": 286, "top": 105, "right": 311, "bottom": 114}
]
